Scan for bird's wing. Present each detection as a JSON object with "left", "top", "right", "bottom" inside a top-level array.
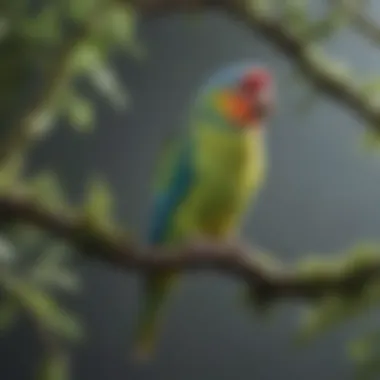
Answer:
[{"left": 148, "top": 136, "right": 195, "bottom": 244}]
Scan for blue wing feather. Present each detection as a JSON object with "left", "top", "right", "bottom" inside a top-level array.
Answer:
[{"left": 148, "top": 138, "right": 194, "bottom": 244}]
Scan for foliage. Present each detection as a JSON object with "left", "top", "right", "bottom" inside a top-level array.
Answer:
[
  {"left": 0, "top": 0, "right": 138, "bottom": 378},
  {"left": 1, "top": 0, "right": 380, "bottom": 379}
]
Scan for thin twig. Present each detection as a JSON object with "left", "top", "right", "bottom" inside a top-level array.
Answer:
[
  {"left": 0, "top": 3, "right": 109, "bottom": 167},
  {"left": 0, "top": 36, "right": 82, "bottom": 165},
  {"left": 346, "top": 0, "right": 380, "bottom": 46},
  {"left": 131, "top": 0, "right": 380, "bottom": 131}
]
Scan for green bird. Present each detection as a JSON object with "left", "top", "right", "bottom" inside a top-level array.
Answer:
[{"left": 133, "top": 62, "right": 276, "bottom": 361}]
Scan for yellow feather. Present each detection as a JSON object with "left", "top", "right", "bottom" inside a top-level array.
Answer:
[
  {"left": 131, "top": 120, "right": 267, "bottom": 362},
  {"left": 175, "top": 122, "right": 266, "bottom": 238}
]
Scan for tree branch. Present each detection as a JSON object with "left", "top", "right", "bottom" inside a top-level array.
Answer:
[
  {"left": 356, "top": 18, "right": 380, "bottom": 46},
  {"left": 133, "top": 0, "right": 380, "bottom": 132},
  {"left": 2, "top": 0, "right": 379, "bottom": 308},
  {"left": 0, "top": 36, "right": 82, "bottom": 166},
  {"left": 0, "top": 192, "right": 379, "bottom": 302},
  {"left": 0, "top": 3, "right": 109, "bottom": 167},
  {"left": 329, "top": 0, "right": 380, "bottom": 45}
]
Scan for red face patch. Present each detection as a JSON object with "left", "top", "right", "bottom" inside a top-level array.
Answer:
[
  {"left": 238, "top": 68, "right": 274, "bottom": 123},
  {"left": 240, "top": 69, "right": 272, "bottom": 97},
  {"left": 214, "top": 68, "right": 274, "bottom": 128},
  {"left": 215, "top": 91, "right": 252, "bottom": 126}
]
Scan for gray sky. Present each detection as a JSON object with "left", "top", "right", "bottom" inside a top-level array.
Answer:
[{"left": 3, "top": 7, "right": 380, "bottom": 380}]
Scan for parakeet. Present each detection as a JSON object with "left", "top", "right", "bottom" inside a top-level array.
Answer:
[{"left": 133, "top": 62, "right": 275, "bottom": 361}]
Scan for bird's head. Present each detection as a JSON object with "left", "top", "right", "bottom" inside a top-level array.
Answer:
[{"left": 200, "top": 63, "right": 275, "bottom": 130}]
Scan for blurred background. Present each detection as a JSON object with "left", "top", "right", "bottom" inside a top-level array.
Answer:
[{"left": 3, "top": 2, "right": 380, "bottom": 379}]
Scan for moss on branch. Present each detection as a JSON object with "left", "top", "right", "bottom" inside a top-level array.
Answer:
[{"left": 1, "top": 192, "right": 380, "bottom": 303}]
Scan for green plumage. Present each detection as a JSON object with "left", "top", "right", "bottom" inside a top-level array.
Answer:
[{"left": 132, "top": 88, "right": 268, "bottom": 361}]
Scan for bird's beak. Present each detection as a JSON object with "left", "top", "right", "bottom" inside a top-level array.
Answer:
[{"left": 214, "top": 91, "right": 252, "bottom": 127}]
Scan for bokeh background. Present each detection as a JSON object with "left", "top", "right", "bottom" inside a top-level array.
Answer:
[{"left": 3, "top": 5, "right": 380, "bottom": 379}]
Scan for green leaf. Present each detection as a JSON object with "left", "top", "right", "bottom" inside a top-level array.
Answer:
[
  {"left": 0, "top": 236, "right": 15, "bottom": 264},
  {"left": 67, "top": 0, "right": 102, "bottom": 22},
  {"left": 249, "top": 0, "right": 275, "bottom": 17},
  {"left": 361, "top": 76, "right": 380, "bottom": 95},
  {"left": 295, "top": 254, "right": 345, "bottom": 280},
  {"left": 34, "top": 270, "right": 80, "bottom": 293},
  {"left": 306, "top": 4, "right": 352, "bottom": 42},
  {"left": 69, "top": 43, "right": 104, "bottom": 74},
  {"left": 296, "top": 263, "right": 380, "bottom": 343},
  {"left": 69, "top": 43, "right": 128, "bottom": 110},
  {"left": 32, "top": 243, "right": 80, "bottom": 293},
  {"left": 105, "top": 3, "right": 137, "bottom": 47},
  {"left": 22, "top": 5, "right": 62, "bottom": 44},
  {"left": 83, "top": 177, "right": 114, "bottom": 223},
  {"left": 28, "top": 170, "right": 66, "bottom": 210},
  {"left": 296, "top": 278, "right": 380, "bottom": 345},
  {"left": 6, "top": 225, "right": 47, "bottom": 255},
  {"left": 5, "top": 278, "right": 82, "bottom": 341},
  {"left": 28, "top": 108, "right": 59, "bottom": 139},
  {"left": 37, "top": 349, "right": 71, "bottom": 380},
  {"left": 88, "top": 2, "right": 142, "bottom": 57},
  {"left": 296, "top": 296, "right": 350, "bottom": 344},
  {"left": 361, "top": 76, "right": 380, "bottom": 111},
  {"left": 87, "top": 63, "right": 129, "bottom": 110},
  {"left": 343, "top": 243, "right": 380, "bottom": 272},
  {"left": 34, "top": 242, "right": 70, "bottom": 272},
  {"left": 0, "top": 152, "right": 23, "bottom": 193},
  {"left": 305, "top": 45, "right": 353, "bottom": 87},
  {"left": 282, "top": 0, "right": 309, "bottom": 37},
  {"left": 348, "top": 332, "right": 380, "bottom": 364},
  {"left": 348, "top": 331, "right": 380, "bottom": 380},
  {"left": 66, "top": 93, "right": 95, "bottom": 132}
]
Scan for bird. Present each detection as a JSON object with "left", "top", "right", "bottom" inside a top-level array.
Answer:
[{"left": 132, "top": 62, "right": 276, "bottom": 361}]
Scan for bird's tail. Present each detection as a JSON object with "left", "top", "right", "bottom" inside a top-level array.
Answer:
[{"left": 132, "top": 274, "right": 175, "bottom": 363}]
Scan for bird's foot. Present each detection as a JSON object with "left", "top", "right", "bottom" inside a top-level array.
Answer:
[
  {"left": 222, "top": 234, "right": 247, "bottom": 248},
  {"left": 185, "top": 233, "right": 247, "bottom": 258},
  {"left": 186, "top": 235, "right": 218, "bottom": 252}
]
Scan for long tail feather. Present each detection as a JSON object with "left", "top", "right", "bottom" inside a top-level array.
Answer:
[{"left": 132, "top": 274, "right": 175, "bottom": 363}]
